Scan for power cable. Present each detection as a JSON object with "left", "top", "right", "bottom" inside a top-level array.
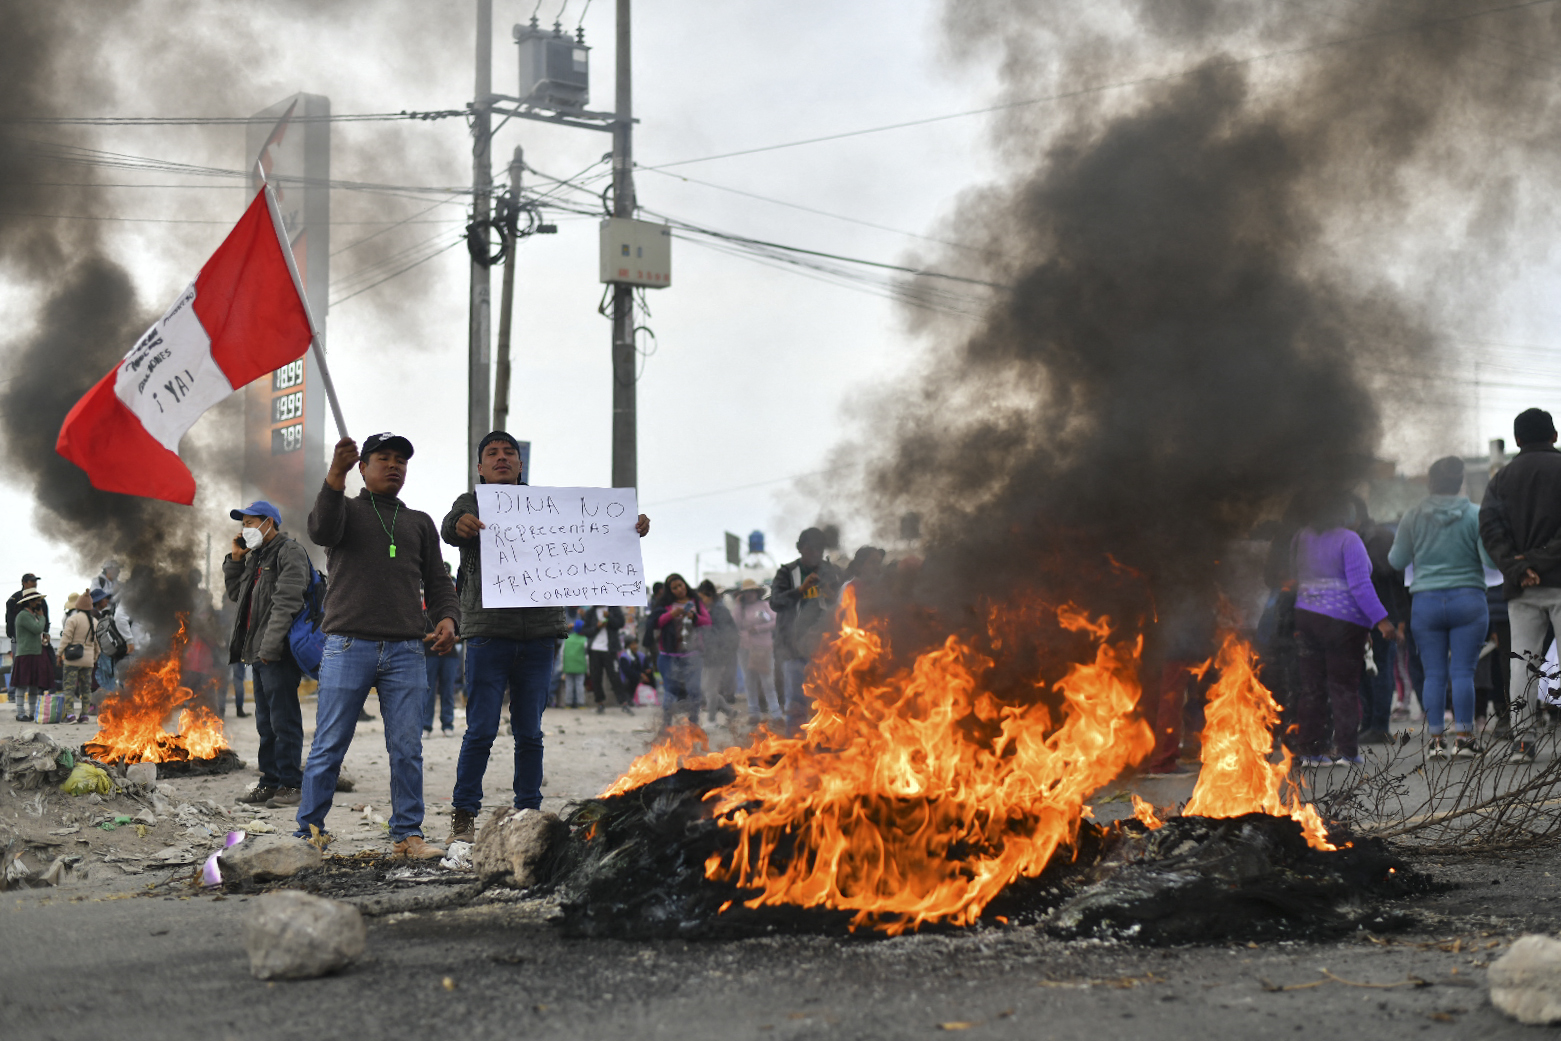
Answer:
[
  {"left": 640, "top": 0, "right": 1561, "bottom": 170},
  {"left": 329, "top": 236, "right": 464, "bottom": 308},
  {"left": 1, "top": 110, "right": 463, "bottom": 127}
]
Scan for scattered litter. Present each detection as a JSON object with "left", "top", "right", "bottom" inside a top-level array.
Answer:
[
  {"left": 439, "top": 841, "right": 473, "bottom": 872},
  {"left": 61, "top": 763, "right": 114, "bottom": 796}
]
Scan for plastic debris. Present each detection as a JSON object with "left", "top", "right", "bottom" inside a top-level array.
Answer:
[
  {"left": 439, "top": 840, "right": 473, "bottom": 872},
  {"left": 60, "top": 762, "right": 114, "bottom": 796}
]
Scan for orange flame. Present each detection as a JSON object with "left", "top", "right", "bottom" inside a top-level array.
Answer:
[
  {"left": 600, "top": 719, "right": 727, "bottom": 797},
  {"left": 1183, "top": 632, "right": 1334, "bottom": 850},
  {"left": 1131, "top": 794, "right": 1164, "bottom": 829},
  {"left": 83, "top": 615, "right": 229, "bottom": 765}
]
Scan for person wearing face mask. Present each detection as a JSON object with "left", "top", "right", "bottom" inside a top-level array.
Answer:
[{"left": 223, "top": 499, "right": 313, "bottom": 808}]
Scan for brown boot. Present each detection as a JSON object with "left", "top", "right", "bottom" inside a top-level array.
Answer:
[
  {"left": 392, "top": 835, "right": 446, "bottom": 860},
  {"left": 448, "top": 808, "right": 477, "bottom": 845}
]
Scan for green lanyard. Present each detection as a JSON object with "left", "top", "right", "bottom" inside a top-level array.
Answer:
[{"left": 370, "top": 494, "right": 401, "bottom": 558}]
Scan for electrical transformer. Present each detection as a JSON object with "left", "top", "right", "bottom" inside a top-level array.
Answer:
[{"left": 513, "top": 19, "right": 589, "bottom": 111}]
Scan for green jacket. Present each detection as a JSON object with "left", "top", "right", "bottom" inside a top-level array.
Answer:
[
  {"left": 561, "top": 633, "right": 588, "bottom": 674},
  {"left": 441, "top": 490, "right": 570, "bottom": 642},
  {"left": 1388, "top": 495, "right": 1495, "bottom": 594},
  {"left": 222, "top": 533, "right": 313, "bottom": 664},
  {"left": 13, "top": 608, "right": 44, "bottom": 657}
]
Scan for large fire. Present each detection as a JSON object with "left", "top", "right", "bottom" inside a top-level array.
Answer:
[
  {"left": 603, "top": 586, "right": 1335, "bottom": 934},
  {"left": 84, "top": 616, "right": 229, "bottom": 765}
]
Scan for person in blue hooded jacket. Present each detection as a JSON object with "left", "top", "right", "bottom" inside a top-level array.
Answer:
[{"left": 1389, "top": 455, "right": 1496, "bottom": 757}]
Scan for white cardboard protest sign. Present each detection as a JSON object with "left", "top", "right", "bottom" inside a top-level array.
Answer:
[{"left": 475, "top": 485, "right": 646, "bottom": 607}]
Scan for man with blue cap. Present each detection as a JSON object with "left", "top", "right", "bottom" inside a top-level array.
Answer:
[{"left": 222, "top": 498, "right": 312, "bottom": 807}]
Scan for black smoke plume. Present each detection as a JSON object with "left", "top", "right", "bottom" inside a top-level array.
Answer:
[{"left": 844, "top": 0, "right": 1561, "bottom": 665}]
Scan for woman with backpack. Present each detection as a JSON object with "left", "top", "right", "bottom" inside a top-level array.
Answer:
[{"left": 59, "top": 592, "right": 98, "bottom": 723}]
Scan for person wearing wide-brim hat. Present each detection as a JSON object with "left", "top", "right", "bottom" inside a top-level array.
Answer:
[
  {"left": 11, "top": 590, "right": 53, "bottom": 722},
  {"left": 734, "top": 579, "right": 780, "bottom": 727}
]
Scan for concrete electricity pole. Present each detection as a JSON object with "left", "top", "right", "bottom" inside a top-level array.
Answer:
[
  {"left": 493, "top": 146, "right": 522, "bottom": 433},
  {"left": 468, "top": 0, "right": 494, "bottom": 490},
  {"left": 610, "top": 0, "right": 637, "bottom": 490}
]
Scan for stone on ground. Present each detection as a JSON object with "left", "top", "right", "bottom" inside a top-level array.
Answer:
[
  {"left": 243, "top": 890, "right": 365, "bottom": 980},
  {"left": 219, "top": 834, "right": 322, "bottom": 881},
  {"left": 472, "top": 807, "right": 564, "bottom": 889},
  {"left": 1490, "top": 934, "right": 1561, "bottom": 1024}
]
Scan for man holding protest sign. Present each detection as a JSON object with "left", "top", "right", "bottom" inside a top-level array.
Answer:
[
  {"left": 441, "top": 430, "right": 649, "bottom": 845},
  {"left": 296, "top": 432, "right": 459, "bottom": 860}
]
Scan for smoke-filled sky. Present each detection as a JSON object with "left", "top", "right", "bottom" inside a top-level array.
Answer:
[{"left": 1, "top": 0, "right": 1560, "bottom": 628}]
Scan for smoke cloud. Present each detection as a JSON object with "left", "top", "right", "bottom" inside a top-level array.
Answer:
[
  {"left": 0, "top": 1, "right": 469, "bottom": 631},
  {"left": 842, "top": 0, "right": 1561, "bottom": 663}
]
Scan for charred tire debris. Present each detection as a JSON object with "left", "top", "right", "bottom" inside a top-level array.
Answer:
[{"left": 506, "top": 768, "right": 1433, "bottom": 945}]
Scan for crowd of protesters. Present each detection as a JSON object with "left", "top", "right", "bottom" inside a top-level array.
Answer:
[{"left": 1182, "top": 405, "right": 1561, "bottom": 771}]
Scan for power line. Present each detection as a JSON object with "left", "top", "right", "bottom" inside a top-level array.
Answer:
[
  {"left": 329, "top": 236, "right": 464, "bottom": 308},
  {"left": 1, "top": 110, "right": 465, "bottom": 126},
  {"left": 640, "top": 0, "right": 1561, "bottom": 170}
]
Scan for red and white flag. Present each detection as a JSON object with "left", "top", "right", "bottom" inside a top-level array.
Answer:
[{"left": 56, "top": 187, "right": 313, "bottom": 504}]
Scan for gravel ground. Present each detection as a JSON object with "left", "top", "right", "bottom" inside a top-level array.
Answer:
[{"left": 4, "top": 699, "right": 1560, "bottom": 1038}]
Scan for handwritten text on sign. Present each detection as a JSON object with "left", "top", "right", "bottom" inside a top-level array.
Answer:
[{"left": 476, "top": 486, "right": 645, "bottom": 607}]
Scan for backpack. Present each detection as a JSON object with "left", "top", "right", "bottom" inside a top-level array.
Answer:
[
  {"left": 94, "top": 613, "right": 128, "bottom": 661},
  {"left": 286, "top": 567, "right": 328, "bottom": 680}
]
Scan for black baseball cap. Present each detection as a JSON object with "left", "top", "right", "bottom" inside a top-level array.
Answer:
[
  {"left": 361, "top": 431, "right": 415, "bottom": 459},
  {"left": 20, "top": 573, "right": 40, "bottom": 583}
]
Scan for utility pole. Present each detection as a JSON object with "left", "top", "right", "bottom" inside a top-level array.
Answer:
[
  {"left": 493, "top": 146, "right": 522, "bottom": 433},
  {"left": 468, "top": 0, "right": 494, "bottom": 490},
  {"left": 610, "top": 0, "right": 637, "bottom": 490}
]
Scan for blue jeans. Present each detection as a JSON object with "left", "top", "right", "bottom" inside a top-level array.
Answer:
[
  {"left": 658, "top": 652, "right": 702, "bottom": 727},
  {"left": 252, "top": 655, "right": 303, "bottom": 789},
  {"left": 296, "top": 636, "right": 429, "bottom": 842},
  {"left": 454, "top": 636, "right": 555, "bottom": 814},
  {"left": 1410, "top": 587, "right": 1488, "bottom": 736},
  {"left": 782, "top": 658, "right": 810, "bottom": 735},
  {"left": 230, "top": 663, "right": 247, "bottom": 712},
  {"left": 424, "top": 653, "right": 458, "bottom": 731}
]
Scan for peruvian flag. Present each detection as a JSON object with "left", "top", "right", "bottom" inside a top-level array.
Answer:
[{"left": 56, "top": 187, "right": 313, "bottom": 504}]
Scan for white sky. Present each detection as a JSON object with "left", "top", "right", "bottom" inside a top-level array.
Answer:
[{"left": 1, "top": 0, "right": 1558, "bottom": 612}]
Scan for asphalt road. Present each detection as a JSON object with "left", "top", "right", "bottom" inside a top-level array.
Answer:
[{"left": 3, "top": 840, "right": 1558, "bottom": 1041}]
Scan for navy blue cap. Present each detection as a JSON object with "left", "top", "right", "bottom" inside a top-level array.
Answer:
[
  {"left": 88, "top": 588, "right": 107, "bottom": 602},
  {"left": 229, "top": 500, "right": 282, "bottom": 526}
]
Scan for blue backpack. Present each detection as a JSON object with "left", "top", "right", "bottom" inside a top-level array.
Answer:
[{"left": 286, "top": 567, "right": 328, "bottom": 679}]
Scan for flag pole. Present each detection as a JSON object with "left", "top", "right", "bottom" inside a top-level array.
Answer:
[{"left": 258, "top": 169, "right": 348, "bottom": 440}]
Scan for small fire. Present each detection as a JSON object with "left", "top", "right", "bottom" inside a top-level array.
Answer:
[
  {"left": 1183, "top": 632, "right": 1334, "bottom": 850},
  {"left": 601, "top": 719, "right": 725, "bottom": 798},
  {"left": 84, "top": 615, "right": 229, "bottom": 765}
]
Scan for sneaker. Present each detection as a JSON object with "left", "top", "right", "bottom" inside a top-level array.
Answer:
[
  {"left": 358, "top": 708, "right": 375, "bottom": 722},
  {"left": 596, "top": 704, "right": 606, "bottom": 715},
  {"left": 1427, "top": 736, "right": 1449, "bottom": 758},
  {"left": 239, "top": 785, "right": 280, "bottom": 805},
  {"left": 443, "top": 726, "right": 455, "bottom": 737},
  {"left": 1452, "top": 737, "right": 1483, "bottom": 758},
  {"left": 1334, "top": 755, "right": 1364, "bottom": 766},
  {"left": 448, "top": 808, "right": 477, "bottom": 845},
  {"left": 265, "top": 787, "right": 302, "bottom": 808},
  {"left": 423, "top": 727, "right": 433, "bottom": 736},
  {"left": 1298, "top": 755, "right": 1330, "bottom": 767},
  {"left": 620, "top": 704, "right": 633, "bottom": 715},
  {"left": 392, "top": 835, "right": 446, "bottom": 860},
  {"left": 235, "top": 709, "right": 250, "bottom": 718},
  {"left": 1510, "top": 740, "right": 1537, "bottom": 764}
]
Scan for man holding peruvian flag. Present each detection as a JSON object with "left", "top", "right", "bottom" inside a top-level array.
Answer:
[{"left": 55, "top": 179, "right": 343, "bottom": 504}]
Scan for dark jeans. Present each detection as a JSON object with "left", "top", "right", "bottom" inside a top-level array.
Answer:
[
  {"left": 1477, "top": 619, "right": 1512, "bottom": 724},
  {"left": 424, "top": 653, "right": 458, "bottom": 730},
  {"left": 659, "top": 652, "right": 702, "bottom": 728},
  {"left": 1295, "top": 609, "right": 1367, "bottom": 758},
  {"left": 588, "top": 649, "right": 627, "bottom": 706},
  {"left": 454, "top": 636, "right": 555, "bottom": 814},
  {"left": 1358, "top": 627, "right": 1396, "bottom": 733},
  {"left": 230, "top": 663, "right": 247, "bottom": 713},
  {"left": 252, "top": 655, "right": 303, "bottom": 789}
]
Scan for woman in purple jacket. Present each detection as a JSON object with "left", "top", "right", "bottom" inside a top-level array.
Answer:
[{"left": 1292, "top": 495, "right": 1399, "bottom": 766}]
